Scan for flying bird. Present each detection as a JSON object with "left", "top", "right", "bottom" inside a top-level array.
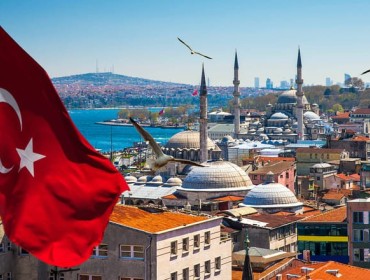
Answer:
[
  {"left": 361, "top": 69, "right": 370, "bottom": 75},
  {"left": 177, "top": 37, "right": 212, "bottom": 59},
  {"left": 129, "top": 117, "right": 206, "bottom": 171}
]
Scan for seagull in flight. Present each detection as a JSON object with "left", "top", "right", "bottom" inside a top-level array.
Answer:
[
  {"left": 177, "top": 37, "right": 212, "bottom": 59},
  {"left": 361, "top": 69, "right": 370, "bottom": 75},
  {"left": 130, "top": 117, "right": 206, "bottom": 171}
]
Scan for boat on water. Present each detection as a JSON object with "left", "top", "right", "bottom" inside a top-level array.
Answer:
[{"left": 95, "top": 119, "right": 185, "bottom": 129}]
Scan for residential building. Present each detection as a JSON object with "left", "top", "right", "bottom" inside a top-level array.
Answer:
[
  {"left": 254, "top": 77, "right": 259, "bottom": 88},
  {"left": 347, "top": 198, "right": 370, "bottom": 268},
  {"left": 297, "top": 206, "right": 348, "bottom": 263},
  {"left": 361, "top": 163, "right": 370, "bottom": 190},
  {"left": 248, "top": 160, "right": 296, "bottom": 194},
  {"left": 0, "top": 205, "right": 232, "bottom": 279},
  {"left": 295, "top": 147, "right": 348, "bottom": 176},
  {"left": 329, "top": 135, "right": 370, "bottom": 161}
]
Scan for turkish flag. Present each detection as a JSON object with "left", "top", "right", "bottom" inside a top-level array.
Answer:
[
  {"left": 0, "top": 27, "right": 129, "bottom": 267},
  {"left": 192, "top": 89, "right": 198, "bottom": 96}
]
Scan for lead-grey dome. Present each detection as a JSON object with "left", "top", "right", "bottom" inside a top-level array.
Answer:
[
  {"left": 165, "top": 130, "right": 217, "bottom": 149},
  {"left": 270, "top": 112, "right": 289, "bottom": 120},
  {"left": 304, "top": 111, "right": 320, "bottom": 120},
  {"left": 277, "top": 89, "right": 308, "bottom": 104},
  {"left": 180, "top": 161, "right": 253, "bottom": 190},
  {"left": 241, "top": 182, "right": 302, "bottom": 208}
]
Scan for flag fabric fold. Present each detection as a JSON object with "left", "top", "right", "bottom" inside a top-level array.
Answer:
[
  {"left": 192, "top": 89, "right": 198, "bottom": 96},
  {"left": 158, "top": 108, "right": 165, "bottom": 115},
  {"left": 0, "top": 26, "right": 129, "bottom": 267}
]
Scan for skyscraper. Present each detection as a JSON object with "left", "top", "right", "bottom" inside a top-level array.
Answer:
[
  {"left": 344, "top": 73, "right": 351, "bottom": 85},
  {"left": 266, "top": 78, "right": 273, "bottom": 89},
  {"left": 254, "top": 77, "right": 259, "bottom": 88},
  {"left": 326, "top": 77, "right": 333, "bottom": 87}
]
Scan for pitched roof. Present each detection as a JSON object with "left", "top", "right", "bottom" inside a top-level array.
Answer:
[
  {"left": 213, "top": 195, "right": 245, "bottom": 202},
  {"left": 331, "top": 112, "right": 350, "bottom": 119},
  {"left": 322, "top": 192, "right": 345, "bottom": 200},
  {"left": 247, "top": 213, "right": 303, "bottom": 228},
  {"left": 302, "top": 206, "right": 346, "bottom": 222},
  {"left": 249, "top": 161, "right": 295, "bottom": 175},
  {"left": 110, "top": 205, "right": 209, "bottom": 233},
  {"left": 351, "top": 108, "right": 370, "bottom": 114},
  {"left": 281, "top": 260, "right": 370, "bottom": 280}
]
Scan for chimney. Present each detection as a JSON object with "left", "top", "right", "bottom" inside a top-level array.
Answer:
[
  {"left": 276, "top": 274, "right": 282, "bottom": 280},
  {"left": 326, "top": 269, "right": 339, "bottom": 276}
]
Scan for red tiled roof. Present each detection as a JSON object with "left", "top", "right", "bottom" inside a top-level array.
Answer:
[
  {"left": 322, "top": 192, "right": 345, "bottom": 200},
  {"left": 331, "top": 112, "right": 350, "bottom": 119},
  {"left": 335, "top": 173, "right": 353, "bottom": 181},
  {"left": 256, "top": 156, "right": 295, "bottom": 162},
  {"left": 281, "top": 260, "right": 370, "bottom": 280},
  {"left": 303, "top": 206, "right": 346, "bottom": 222},
  {"left": 110, "top": 205, "right": 208, "bottom": 233},
  {"left": 213, "top": 196, "right": 244, "bottom": 202},
  {"left": 352, "top": 108, "right": 370, "bottom": 114},
  {"left": 247, "top": 213, "right": 303, "bottom": 228},
  {"left": 350, "top": 135, "right": 370, "bottom": 141},
  {"left": 350, "top": 174, "right": 360, "bottom": 181},
  {"left": 249, "top": 161, "right": 295, "bottom": 175}
]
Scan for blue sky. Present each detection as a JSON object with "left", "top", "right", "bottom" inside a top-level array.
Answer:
[{"left": 1, "top": 0, "right": 370, "bottom": 86}]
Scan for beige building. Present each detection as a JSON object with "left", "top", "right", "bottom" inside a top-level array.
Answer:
[
  {"left": 347, "top": 198, "right": 370, "bottom": 269},
  {"left": 0, "top": 205, "right": 232, "bottom": 280}
]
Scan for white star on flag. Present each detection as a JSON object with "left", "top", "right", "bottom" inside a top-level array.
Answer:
[{"left": 16, "top": 138, "right": 45, "bottom": 177}]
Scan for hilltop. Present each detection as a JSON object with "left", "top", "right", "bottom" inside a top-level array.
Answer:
[{"left": 51, "top": 72, "right": 187, "bottom": 87}]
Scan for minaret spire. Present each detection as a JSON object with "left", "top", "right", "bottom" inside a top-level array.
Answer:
[
  {"left": 233, "top": 50, "right": 241, "bottom": 137},
  {"left": 295, "top": 47, "right": 304, "bottom": 141},
  {"left": 199, "top": 64, "right": 208, "bottom": 163}
]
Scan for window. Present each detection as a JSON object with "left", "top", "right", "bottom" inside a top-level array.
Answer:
[
  {"left": 353, "top": 212, "right": 364, "bottom": 224},
  {"left": 182, "top": 268, "right": 189, "bottom": 280},
  {"left": 19, "top": 248, "right": 29, "bottom": 255},
  {"left": 286, "top": 172, "right": 289, "bottom": 179},
  {"left": 6, "top": 243, "right": 11, "bottom": 252},
  {"left": 0, "top": 243, "right": 4, "bottom": 253},
  {"left": 280, "top": 174, "right": 283, "bottom": 178},
  {"left": 171, "top": 241, "right": 178, "bottom": 255},
  {"left": 316, "top": 177, "right": 320, "bottom": 181},
  {"left": 353, "top": 229, "right": 364, "bottom": 242},
  {"left": 194, "top": 264, "right": 200, "bottom": 278},
  {"left": 170, "top": 272, "right": 177, "bottom": 280},
  {"left": 205, "top": 260, "right": 211, "bottom": 274},
  {"left": 92, "top": 243, "right": 108, "bottom": 258},
  {"left": 194, "top": 234, "right": 200, "bottom": 249},
  {"left": 79, "top": 275, "right": 102, "bottom": 280},
  {"left": 120, "top": 245, "right": 144, "bottom": 260},
  {"left": 0, "top": 274, "right": 3, "bottom": 280},
  {"left": 204, "top": 231, "right": 211, "bottom": 245},
  {"left": 354, "top": 248, "right": 364, "bottom": 262},
  {"left": 215, "top": 257, "right": 221, "bottom": 270},
  {"left": 6, "top": 273, "right": 11, "bottom": 280},
  {"left": 182, "top": 237, "right": 189, "bottom": 252}
]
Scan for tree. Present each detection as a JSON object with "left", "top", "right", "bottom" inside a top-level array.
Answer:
[
  {"left": 346, "top": 77, "right": 364, "bottom": 89},
  {"left": 332, "top": 103, "right": 344, "bottom": 113}
]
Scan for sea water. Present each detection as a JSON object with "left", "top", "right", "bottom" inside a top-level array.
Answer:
[{"left": 69, "top": 109, "right": 183, "bottom": 152}]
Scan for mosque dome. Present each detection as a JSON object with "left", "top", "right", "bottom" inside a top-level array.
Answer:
[
  {"left": 283, "top": 128, "right": 293, "bottom": 134},
  {"left": 179, "top": 161, "right": 253, "bottom": 191},
  {"left": 165, "top": 130, "right": 217, "bottom": 150},
  {"left": 277, "top": 89, "right": 308, "bottom": 104},
  {"left": 165, "top": 177, "right": 183, "bottom": 186},
  {"left": 304, "top": 111, "right": 321, "bottom": 121},
  {"left": 241, "top": 178, "right": 302, "bottom": 208},
  {"left": 270, "top": 112, "right": 289, "bottom": 120},
  {"left": 273, "top": 128, "right": 283, "bottom": 134},
  {"left": 136, "top": 176, "right": 151, "bottom": 185},
  {"left": 222, "top": 135, "right": 234, "bottom": 143},
  {"left": 124, "top": 175, "right": 138, "bottom": 184},
  {"left": 149, "top": 175, "right": 163, "bottom": 184}
]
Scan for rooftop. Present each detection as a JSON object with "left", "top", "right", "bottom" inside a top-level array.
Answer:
[
  {"left": 110, "top": 205, "right": 209, "bottom": 233},
  {"left": 249, "top": 161, "right": 295, "bottom": 175},
  {"left": 302, "top": 206, "right": 346, "bottom": 223},
  {"left": 296, "top": 147, "right": 345, "bottom": 154}
]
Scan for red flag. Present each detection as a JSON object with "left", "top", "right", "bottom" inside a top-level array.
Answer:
[
  {"left": 192, "top": 89, "right": 198, "bottom": 96},
  {"left": 0, "top": 27, "right": 129, "bottom": 267},
  {"left": 159, "top": 108, "right": 165, "bottom": 115}
]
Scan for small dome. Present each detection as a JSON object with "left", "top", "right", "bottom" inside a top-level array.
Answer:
[
  {"left": 165, "top": 177, "right": 183, "bottom": 186},
  {"left": 165, "top": 131, "right": 217, "bottom": 150},
  {"left": 136, "top": 176, "right": 151, "bottom": 184},
  {"left": 222, "top": 135, "right": 234, "bottom": 143},
  {"left": 273, "top": 128, "right": 283, "bottom": 134},
  {"left": 149, "top": 175, "right": 163, "bottom": 184},
  {"left": 242, "top": 182, "right": 301, "bottom": 207},
  {"left": 270, "top": 112, "right": 289, "bottom": 120},
  {"left": 304, "top": 111, "right": 321, "bottom": 120},
  {"left": 125, "top": 175, "right": 137, "bottom": 184},
  {"left": 283, "top": 128, "right": 292, "bottom": 134},
  {"left": 181, "top": 161, "right": 253, "bottom": 190}
]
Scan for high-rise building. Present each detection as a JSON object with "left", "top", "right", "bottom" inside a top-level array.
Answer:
[
  {"left": 254, "top": 77, "right": 259, "bottom": 88},
  {"left": 326, "top": 77, "right": 333, "bottom": 87},
  {"left": 266, "top": 78, "right": 273, "bottom": 89},
  {"left": 345, "top": 73, "right": 351, "bottom": 85},
  {"left": 280, "top": 80, "right": 290, "bottom": 89}
]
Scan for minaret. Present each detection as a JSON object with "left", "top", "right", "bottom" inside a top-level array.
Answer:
[
  {"left": 199, "top": 64, "right": 208, "bottom": 163},
  {"left": 233, "top": 51, "right": 241, "bottom": 138},
  {"left": 296, "top": 48, "right": 304, "bottom": 140}
]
